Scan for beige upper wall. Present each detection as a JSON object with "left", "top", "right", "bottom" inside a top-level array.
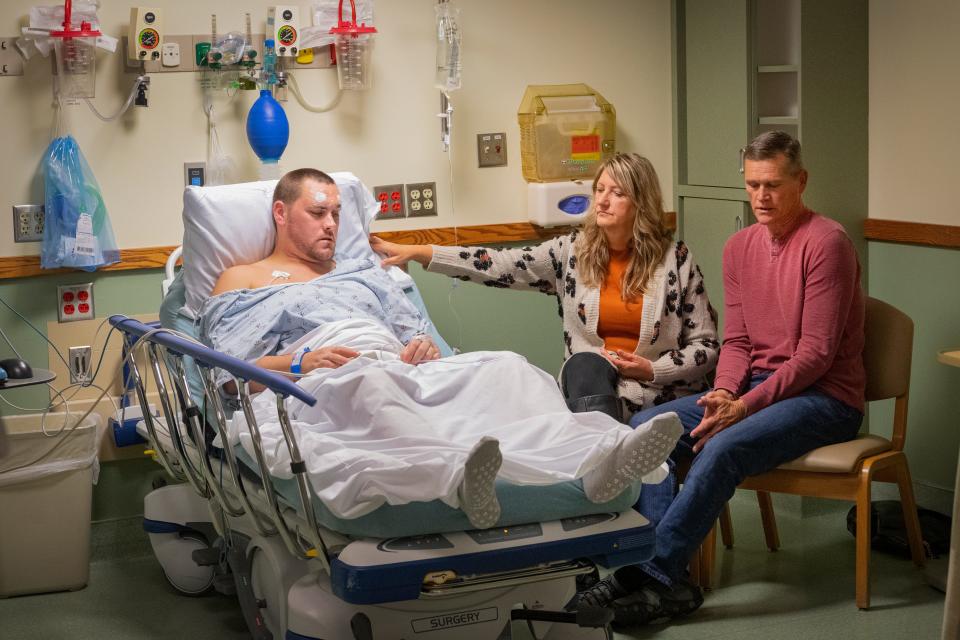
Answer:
[
  {"left": 869, "top": 0, "right": 960, "bottom": 225},
  {"left": 0, "top": 0, "right": 673, "bottom": 257}
]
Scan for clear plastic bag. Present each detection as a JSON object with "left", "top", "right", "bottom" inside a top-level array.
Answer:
[
  {"left": 41, "top": 135, "right": 120, "bottom": 271},
  {"left": 435, "top": 3, "right": 462, "bottom": 93},
  {"left": 302, "top": 0, "right": 375, "bottom": 49}
]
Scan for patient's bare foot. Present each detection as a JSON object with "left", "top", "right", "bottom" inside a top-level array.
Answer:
[
  {"left": 459, "top": 437, "right": 502, "bottom": 529},
  {"left": 582, "top": 413, "right": 682, "bottom": 503}
]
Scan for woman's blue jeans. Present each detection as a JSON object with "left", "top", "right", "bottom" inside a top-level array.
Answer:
[{"left": 628, "top": 374, "right": 863, "bottom": 586}]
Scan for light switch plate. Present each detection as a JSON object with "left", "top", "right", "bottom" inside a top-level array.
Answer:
[{"left": 477, "top": 132, "right": 507, "bottom": 168}]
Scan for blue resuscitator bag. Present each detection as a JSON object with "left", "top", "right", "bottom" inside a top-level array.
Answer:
[{"left": 41, "top": 135, "right": 120, "bottom": 271}]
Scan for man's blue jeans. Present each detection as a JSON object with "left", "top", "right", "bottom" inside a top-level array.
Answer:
[{"left": 628, "top": 375, "right": 863, "bottom": 586}]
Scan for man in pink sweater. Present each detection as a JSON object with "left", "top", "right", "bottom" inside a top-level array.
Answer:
[{"left": 576, "top": 131, "right": 866, "bottom": 628}]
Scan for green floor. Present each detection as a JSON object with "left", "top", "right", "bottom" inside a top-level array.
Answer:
[{"left": 0, "top": 493, "right": 945, "bottom": 639}]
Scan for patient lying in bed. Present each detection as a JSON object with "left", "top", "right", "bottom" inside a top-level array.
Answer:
[{"left": 199, "top": 168, "right": 682, "bottom": 529}]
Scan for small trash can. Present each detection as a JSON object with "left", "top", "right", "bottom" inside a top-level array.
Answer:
[{"left": 0, "top": 412, "right": 100, "bottom": 598}]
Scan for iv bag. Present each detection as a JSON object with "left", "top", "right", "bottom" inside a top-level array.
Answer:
[{"left": 435, "top": 3, "right": 461, "bottom": 93}]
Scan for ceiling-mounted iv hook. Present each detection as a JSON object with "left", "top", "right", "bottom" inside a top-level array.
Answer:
[{"left": 438, "top": 91, "right": 453, "bottom": 152}]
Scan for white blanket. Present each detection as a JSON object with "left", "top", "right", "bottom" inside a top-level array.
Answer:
[{"left": 228, "top": 321, "right": 666, "bottom": 519}]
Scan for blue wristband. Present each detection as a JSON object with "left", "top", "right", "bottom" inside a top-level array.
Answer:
[{"left": 290, "top": 347, "right": 311, "bottom": 374}]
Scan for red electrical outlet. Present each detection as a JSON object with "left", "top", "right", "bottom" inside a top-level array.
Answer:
[
  {"left": 57, "top": 283, "right": 95, "bottom": 323},
  {"left": 373, "top": 184, "right": 406, "bottom": 220}
]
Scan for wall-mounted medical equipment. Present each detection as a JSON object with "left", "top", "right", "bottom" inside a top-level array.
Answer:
[
  {"left": 518, "top": 83, "right": 616, "bottom": 226},
  {"left": 18, "top": 2, "right": 119, "bottom": 86},
  {"left": 246, "top": 87, "right": 290, "bottom": 177},
  {"left": 268, "top": 6, "right": 301, "bottom": 57},
  {"left": 128, "top": 7, "right": 162, "bottom": 62},
  {"left": 329, "top": 0, "right": 377, "bottom": 90},
  {"left": 260, "top": 38, "right": 278, "bottom": 87},
  {"left": 48, "top": 0, "right": 102, "bottom": 100},
  {"left": 526, "top": 181, "right": 594, "bottom": 228}
]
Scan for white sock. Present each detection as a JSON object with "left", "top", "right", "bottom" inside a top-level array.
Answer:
[
  {"left": 582, "top": 412, "right": 683, "bottom": 504},
  {"left": 458, "top": 436, "right": 502, "bottom": 530}
]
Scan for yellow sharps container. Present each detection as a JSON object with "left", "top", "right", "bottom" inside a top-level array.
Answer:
[{"left": 517, "top": 83, "right": 616, "bottom": 182}]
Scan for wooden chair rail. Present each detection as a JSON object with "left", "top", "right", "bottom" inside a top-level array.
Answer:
[
  {"left": 0, "top": 215, "right": 677, "bottom": 281},
  {"left": 864, "top": 218, "right": 960, "bottom": 249}
]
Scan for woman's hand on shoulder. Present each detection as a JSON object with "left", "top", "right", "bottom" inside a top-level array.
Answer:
[
  {"left": 601, "top": 349, "right": 654, "bottom": 381},
  {"left": 370, "top": 236, "right": 433, "bottom": 269}
]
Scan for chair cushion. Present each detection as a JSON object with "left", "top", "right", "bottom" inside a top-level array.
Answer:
[{"left": 778, "top": 434, "right": 892, "bottom": 473}]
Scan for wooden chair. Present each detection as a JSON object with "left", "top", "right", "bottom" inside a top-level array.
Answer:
[{"left": 693, "top": 297, "right": 926, "bottom": 608}]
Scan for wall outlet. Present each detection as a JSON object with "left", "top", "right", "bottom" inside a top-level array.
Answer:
[
  {"left": 12, "top": 204, "right": 44, "bottom": 242},
  {"left": 141, "top": 34, "right": 195, "bottom": 72},
  {"left": 406, "top": 182, "right": 438, "bottom": 217},
  {"left": 161, "top": 41, "right": 180, "bottom": 67},
  {"left": 477, "top": 132, "right": 508, "bottom": 168},
  {"left": 57, "top": 283, "right": 95, "bottom": 323},
  {"left": 68, "top": 345, "right": 92, "bottom": 384},
  {"left": 373, "top": 184, "right": 406, "bottom": 219}
]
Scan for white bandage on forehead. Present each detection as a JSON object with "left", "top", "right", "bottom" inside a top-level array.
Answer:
[{"left": 313, "top": 190, "right": 327, "bottom": 202}]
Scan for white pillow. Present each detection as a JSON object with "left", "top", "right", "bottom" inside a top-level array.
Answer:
[{"left": 179, "top": 172, "right": 380, "bottom": 319}]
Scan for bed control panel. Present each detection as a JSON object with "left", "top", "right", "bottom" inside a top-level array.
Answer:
[
  {"left": 467, "top": 523, "right": 542, "bottom": 545},
  {"left": 561, "top": 512, "right": 617, "bottom": 532},
  {"left": 379, "top": 534, "right": 454, "bottom": 552}
]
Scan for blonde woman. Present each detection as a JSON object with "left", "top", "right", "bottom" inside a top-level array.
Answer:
[{"left": 371, "top": 153, "right": 719, "bottom": 421}]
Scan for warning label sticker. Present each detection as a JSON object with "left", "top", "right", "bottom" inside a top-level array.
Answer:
[{"left": 571, "top": 134, "right": 601, "bottom": 161}]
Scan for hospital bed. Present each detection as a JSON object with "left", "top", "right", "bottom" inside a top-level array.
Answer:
[{"left": 115, "top": 174, "right": 661, "bottom": 639}]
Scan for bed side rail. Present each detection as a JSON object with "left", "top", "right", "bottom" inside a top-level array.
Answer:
[
  {"left": 108, "top": 315, "right": 316, "bottom": 406},
  {"left": 109, "top": 314, "right": 331, "bottom": 570}
]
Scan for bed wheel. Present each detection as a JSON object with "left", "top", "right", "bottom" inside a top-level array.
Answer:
[{"left": 161, "top": 534, "right": 216, "bottom": 596}]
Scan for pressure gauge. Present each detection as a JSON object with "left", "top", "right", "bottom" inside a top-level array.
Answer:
[
  {"left": 139, "top": 29, "right": 159, "bottom": 51},
  {"left": 268, "top": 6, "right": 301, "bottom": 57},
  {"left": 129, "top": 7, "right": 163, "bottom": 62}
]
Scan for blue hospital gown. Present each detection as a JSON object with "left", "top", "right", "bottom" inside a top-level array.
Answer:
[{"left": 198, "top": 258, "right": 431, "bottom": 388}]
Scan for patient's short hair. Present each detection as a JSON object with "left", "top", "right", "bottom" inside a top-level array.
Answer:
[
  {"left": 744, "top": 131, "right": 804, "bottom": 175},
  {"left": 273, "top": 168, "right": 336, "bottom": 206}
]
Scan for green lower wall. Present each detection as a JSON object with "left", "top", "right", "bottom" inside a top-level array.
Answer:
[
  {"left": 0, "top": 269, "right": 166, "bottom": 413},
  {"left": 407, "top": 262, "right": 565, "bottom": 376},
  {"left": 867, "top": 241, "right": 960, "bottom": 498}
]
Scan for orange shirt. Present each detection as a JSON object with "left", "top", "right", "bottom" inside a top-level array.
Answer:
[{"left": 597, "top": 249, "right": 643, "bottom": 353}]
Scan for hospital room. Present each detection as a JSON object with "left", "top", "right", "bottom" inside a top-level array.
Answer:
[{"left": 0, "top": 0, "right": 958, "bottom": 638}]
